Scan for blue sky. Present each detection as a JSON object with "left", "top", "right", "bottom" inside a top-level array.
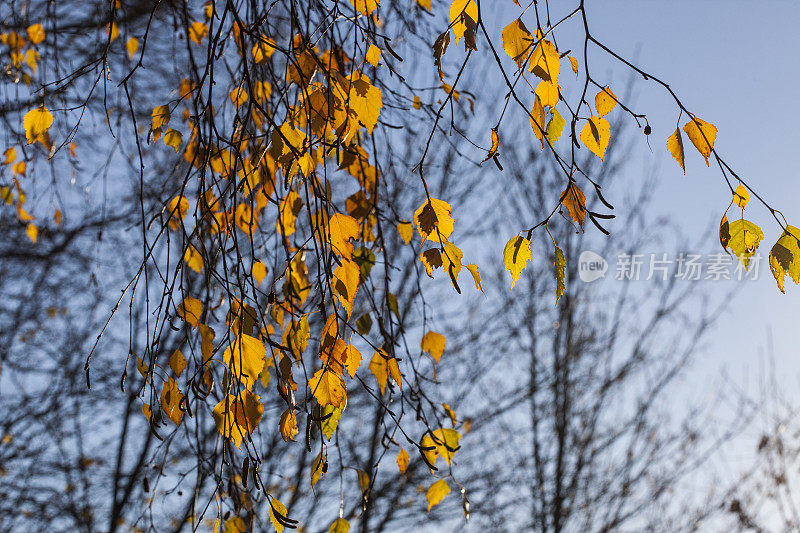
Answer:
[{"left": 582, "top": 1, "right": 800, "bottom": 395}]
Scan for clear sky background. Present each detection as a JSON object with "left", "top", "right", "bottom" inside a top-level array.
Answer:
[
  {"left": 579, "top": 1, "right": 800, "bottom": 398},
  {"left": 474, "top": 0, "right": 800, "bottom": 401}
]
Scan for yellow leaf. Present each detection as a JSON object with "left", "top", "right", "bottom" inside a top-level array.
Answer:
[
  {"left": 279, "top": 408, "right": 299, "bottom": 441},
  {"left": 223, "top": 334, "right": 266, "bottom": 390},
  {"left": 580, "top": 116, "right": 610, "bottom": 161},
  {"left": 501, "top": 18, "right": 532, "bottom": 68},
  {"left": 725, "top": 219, "right": 764, "bottom": 269},
  {"left": 309, "top": 368, "right": 347, "bottom": 408},
  {"left": 151, "top": 105, "right": 170, "bottom": 130},
  {"left": 417, "top": 0, "right": 432, "bottom": 8},
  {"left": 269, "top": 499, "right": 289, "bottom": 533},
  {"left": 667, "top": 127, "right": 685, "bottom": 173},
  {"left": 595, "top": 86, "right": 617, "bottom": 117},
  {"left": 554, "top": 245, "right": 566, "bottom": 305},
  {"left": 344, "top": 71, "right": 383, "bottom": 134},
  {"left": 126, "top": 37, "right": 138, "bottom": 59},
  {"left": 535, "top": 80, "right": 559, "bottom": 108},
  {"left": 413, "top": 95, "right": 422, "bottom": 109},
  {"left": 167, "top": 195, "right": 188, "bottom": 230},
  {"left": 199, "top": 323, "right": 215, "bottom": 363},
  {"left": 769, "top": 225, "right": 800, "bottom": 293},
  {"left": 568, "top": 55, "right": 579, "bottom": 75},
  {"left": 480, "top": 129, "right": 500, "bottom": 165},
  {"left": 176, "top": 296, "right": 202, "bottom": 328},
  {"left": 397, "top": 221, "right": 413, "bottom": 244},
  {"left": 188, "top": 21, "right": 208, "bottom": 44},
  {"left": 545, "top": 107, "right": 566, "bottom": 142},
  {"left": 330, "top": 518, "right": 350, "bottom": 533},
  {"left": 369, "top": 350, "right": 401, "bottom": 394},
  {"left": 107, "top": 22, "right": 119, "bottom": 42},
  {"left": 350, "top": 0, "right": 379, "bottom": 16},
  {"left": 682, "top": 117, "right": 717, "bottom": 166},
  {"left": 414, "top": 198, "right": 454, "bottom": 244},
  {"left": 184, "top": 245, "right": 203, "bottom": 273},
  {"left": 251, "top": 36, "right": 275, "bottom": 63},
  {"left": 327, "top": 213, "right": 359, "bottom": 259},
  {"left": 23, "top": 106, "right": 53, "bottom": 145},
  {"left": 1, "top": 147, "right": 16, "bottom": 165},
  {"left": 465, "top": 263, "right": 483, "bottom": 292},
  {"left": 136, "top": 357, "right": 149, "bottom": 378},
  {"left": 503, "top": 236, "right": 532, "bottom": 288},
  {"left": 277, "top": 189, "right": 303, "bottom": 236},
  {"left": 366, "top": 44, "right": 381, "bottom": 67},
  {"left": 421, "top": 331, "right": 446, "bottom": 363},
  {"left": 224, "top": 517, "right": 245, "bottom": 533},
  {"left": 441, "top": 240, "right": 463, "bottom": 290},
  {"left": 529, "top": 95, "right": 545, "bottom": 147},
  {"left": 230, "top": 87, "right": 248, "bottom": 107},
  {"left": 397, "top": 448, "right": 410, "bottom": 474},
  {"left": 529, "top": 37, "right": 560, "bottom": 83},
  {"left": 25, "top": 223, "right": 38, "bottom": 243},
  {"left": 733, "top": 184, "right": 750, "bottom": 208},
  {"left": 320, "top": 405, "right": 343, "bottom": 439},
  {"left": 252, "top": 261, "right": 267, "bottom": 284},
  {"left": 426, "top": 479, "right": 450, "bottom": 511},
  {"left": 27, "top": 24, "right": 45, "bottom": 45},
  {"left": 432, "top": 428, "right": 461, "bottom": 465},
  {"left": 169, "top": 349, "right": 187, "bottom": 377},
  {"left": 160, "top": 377, "right": 183, "bottom": 425},
  {"left": 449, "top": 0, "right": 478, "bottom": 43},
  {"left": 163, "top": 128, "right": 182, "bottom": 152},
  {"left": 212, "top": 390, "right": 264, "bottom": 449},
  {"left": 311, "top": 452, "right": 327, "bottom": 487},
  {"left": 561, "top": 181, "right": 586, "bottom": 229}
]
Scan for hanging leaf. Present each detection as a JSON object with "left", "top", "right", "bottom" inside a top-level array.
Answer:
[
  {"left": 426, "top": 479, "right": 451, "bottom": 511},
  {"left": 667, "top": 128, "right": 685, "bottom": 173},
  {"left": 503, "top": 236, "right": 532, "bottom": 288},
  {"left": 580, "top": 116, "right": 611, "bottom": 161},
  {"left": 683, "top": 117, "right": 717, "bottom": 166}
]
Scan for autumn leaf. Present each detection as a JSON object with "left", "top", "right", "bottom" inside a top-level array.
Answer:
[
  {"left": 184, "top": 245, "right": 203, "bottom": 273},
  {"left": 414, "top": 198, "right": 454, "bottom": 244},
  {"left": 426, "top": 479, "right": 450, "bottom": 511},
  {"left": 554, "top": 244, "right": 566, "bottom": 305},
  {"left": 545, "top": 108, "right": 566, "bottom": 142},
  {"left": 327, "top": 212, "right": 359, "bottom": 259},
  {"left": 503, "top": 235, "right": 532, "bottom": 288},
  {"left": 212, "top": 390, "right": 264, "bottom": 449},
  {"left": 595, "top": 86, "right": 617, "bottom": 117},
  {"left": 421, "top": 331, "right": 446, "bottom": 363},
  {"left": 188, "top": 21, "right": 208, "bottom": 44},
  {"left": 529, "top": 37, "right": 560, "bottom": 83},
  {"left": 369, "top": 349, "right": 402, "bottom": 394},
  {"left": 279, "top": 408, "right": 299, "bottom": 441},
  {"left": 529, "top": 95, "right": 546, "bottom": 147},
  {"left": 27, "top": 24, "right": 45, "bottom": 45},
  {"left": 397, "top": 221, "right": 413, "bottom": 244},
  {"left": 330, "top": 517, "right": 350, "bottom": 533},
  {"left": 176, "top": 296, "right": 202, "bottom": 328},
  {"left": 449, "top": 0, "right": 478, "bottom": 43},
  {"left": 725, "top": 219, "right": 764, "bottom": 269},
  {"left": 397, "top": 448, "right": 410, "bottom": 474},
  {"left": 126, "top": 37, "right": 138, "bottom": 59},
  {"left": 667, "top": 127, "right": 685, "bottom": 173},
  {"left": 222, "top": 334, "right": 267, "bottom": 390},
  {"left": 501, "top": 18, "right": 533, "bottom": 68},
  {"left": 561, "top": 181, "right": 587, "bottom": 229},
  {"left": 23, "top": 106, "right": 53, "bottom": 145},
  {"left": 311, "top": 452, "right": 327, "bottom": 487},
  {"left": 350, "top": 0, "right": 378, "bottom": 16},
  {"left": 568, "top": 55, "right": 579, "bottom": 75},
  {"left": 160, "top": 377, "right": 183, "bottom": 425},
  {"left": 480, "top": 129, "right": 499, "bottom": 165},
  {"left": 169, "top": 349, "right": 187, "bottom": 377},
  {"left": 769, "top": 225, "right": 800, "bottom": 293},
  {"left": 465, "top": 263, "right": 483, "bottom": 291},
  {"left": 535, "top": 80, "right": 560, "bottom": 108},
  {"left": 269, "top": 499, "right": 290, "bottom": 533},
  {"left": 580, "top": 116, "right": 611, "bottom": 161},
  {"left": 252, "top": 261, "right": 267, "bottom": 284},
  {"left": 309, "top": 368, "right": 347, "bottom": 408},
  {"left": 320, "top": 405, "right": 343, "bottom": 439},
  {"left": 366, "top": 44, "right": 381, "bottom": 67},
  {"left": 431, "top": 428, "right": 461, "bottom": 465},
  {"left": 733, "top": 183, "right": 750, "bottom": 208},
  {"left": 683, "top": 117, "right": 717, "bottom": 166}
]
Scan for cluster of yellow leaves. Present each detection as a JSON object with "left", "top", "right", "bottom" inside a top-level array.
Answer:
[
  {"left": 1, "top": 24, "right": 46, "bottom": 84},
  {"left": 411, "top": 197, "right": 482, "bottom": 293},
  {"left": 668, "top": 116, "right": 718, "bottom": 172}
]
